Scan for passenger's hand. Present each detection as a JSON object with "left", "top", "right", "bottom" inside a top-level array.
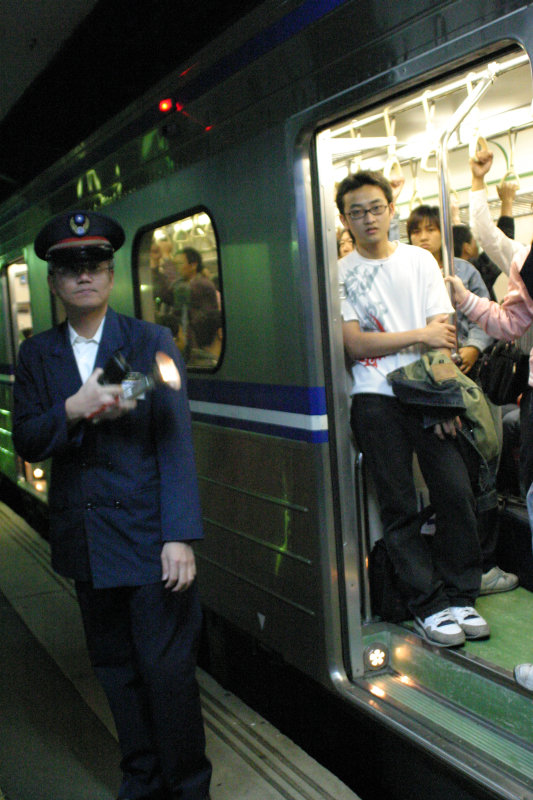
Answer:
[
  {"left": 161, "top": 542, "right": 196, "bottom": 592},
  {"left": 470, "top": 149, "right": 493, "bottom": 179},
  {"left": 497, "top": 180, "right": 519, "bottom": 203},
  {"left": 434, "top": 417, "right": 462, "bottom": 439},
  {"left": 458, "top": 346, "right": 480, "bottom": 374},
  {"left": 65, "top": 369, "right": 136, "bottom": 424},
  {"left": 445, "top": 274, "right": 469, "bottom": 306},
  {"left": 421, "top": 314, "right": 456, "bottom": 349}
]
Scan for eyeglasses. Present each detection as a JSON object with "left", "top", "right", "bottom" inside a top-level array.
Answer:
[
  {"left": 51, "top": 264, "right": 113, "bottom": 278},
  {"left": 346, "top": 204, "right": 388, "bottom": 222}
]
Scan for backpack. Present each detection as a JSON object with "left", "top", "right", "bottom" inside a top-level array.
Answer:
[{"left": 477, "top": 340, "right": 529, "bottom": 405}]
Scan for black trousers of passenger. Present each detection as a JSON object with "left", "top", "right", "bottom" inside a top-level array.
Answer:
[
  {"left": 351, "top": 394, "right": 482, "bottom": 620},
  {"left": 75, "top": 580, "right": 211, "bottom": 800},
  {"left": 520, "top": 386, "right": 533, "bottom": 491}
]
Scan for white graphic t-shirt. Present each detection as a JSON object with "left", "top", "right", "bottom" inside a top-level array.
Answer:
[{"left": 338, "top": 242, "right": 453, "bottom": 396}]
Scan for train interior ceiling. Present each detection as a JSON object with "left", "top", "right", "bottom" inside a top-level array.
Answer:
[
  {"left": 324, "top": 48, "right": 533, "bottom": 265},
  {"left": 318, "top": 40, "right": 533, "bottom": 747}
]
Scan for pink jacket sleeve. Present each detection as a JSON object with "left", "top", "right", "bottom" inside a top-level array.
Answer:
[{"left": 458, "top": 245, "right": 533, "bottom": 340}]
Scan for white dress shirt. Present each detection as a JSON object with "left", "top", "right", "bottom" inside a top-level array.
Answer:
[{"left": 69, "top": 317, "right": 105, "bottom": 384}]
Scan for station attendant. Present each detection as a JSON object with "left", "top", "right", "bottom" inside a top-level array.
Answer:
[{"left": 12, "top": 211, "right": 212, "bottom": 800}]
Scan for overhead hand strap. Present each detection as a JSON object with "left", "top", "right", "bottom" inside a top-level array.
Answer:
[{"left": 499, "top": 130, "right": 520, "bottom": 188}]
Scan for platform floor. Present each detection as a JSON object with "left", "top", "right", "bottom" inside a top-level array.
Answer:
[{"left": 0, "top": 501, "right": 360, "bottom": 800}]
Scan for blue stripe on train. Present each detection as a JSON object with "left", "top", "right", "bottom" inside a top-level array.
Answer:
[
  {"left": 187, "top": 378, "right": 327, "bottom": 414},
  {"left": 188, "top": 379, "right": 329, "bottom": 441},
  {"left": 190, "top": 411, "right": 329, "bottom": 443}
]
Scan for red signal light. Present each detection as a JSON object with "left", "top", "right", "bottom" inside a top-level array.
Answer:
[{"left": 159, "top": 98, "right": 173, "bottom": 113}]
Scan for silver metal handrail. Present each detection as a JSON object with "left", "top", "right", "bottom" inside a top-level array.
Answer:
[{"left": 437, "top": 63, "right": 499, "bottom": 285}]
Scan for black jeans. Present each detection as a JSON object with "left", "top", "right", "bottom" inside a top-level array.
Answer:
[
  {"left": 351, "top": 394, "right": 482, "bottom": 619},
  {"left": 75, "top": 580, "right": 212, "bottom": 800},
  {"left": 520, "top": 386, "right": 533, "bottom": 491}
]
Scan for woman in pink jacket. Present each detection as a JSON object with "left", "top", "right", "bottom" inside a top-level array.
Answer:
[{"left": 447, "top": 246, "right": 533, "bottom": 692}]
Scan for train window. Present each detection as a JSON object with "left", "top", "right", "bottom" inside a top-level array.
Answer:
[
  {"left": 4, "top": 260, "right": 48, "bottom": 497},
  {"left": 7, "top": 261, "right": 34, "bottom": 352},
  {"left": 134, "top": 210, "right": 223, "bottom": 369}
]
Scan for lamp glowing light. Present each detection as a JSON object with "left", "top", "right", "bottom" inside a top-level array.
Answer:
[{"left": 363, "top": 642, "right": 389, "bottom": 672}]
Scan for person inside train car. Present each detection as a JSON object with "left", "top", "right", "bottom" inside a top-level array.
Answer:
[
  {"left": 174, "top": 248, "right": 220, "bottom": 360},
  {"left": 11, "top": 211, "right": 212, "bottom": 800},
  {"left": 188, "top": 308, "right": 223, "bottom": 368},
  {"left": 470, "top": 148, "right": 522, "bottom": 275},
  {"left": 159, "top": 233, "right": 178, "bottom": 266},
  {"left": 151, "top": 235, "right": 182, "bottom": 325},
  {"left": 176, "top": 247, "right": 220, "bottom": 302},
  {"left": 446, "top": 239, "right": 533, "bottom": 691},
  {"left": 453, "top": 223, "right": 501, "bottom": 302},
  {"left": 337, "top": 169, "right": 490, "bottom": 647},
  {"left": 408, "top": 206, "right": 494, "bottom": 376},
  {"left": 497, "top": 402, "right": 523, "bottom": 497},
  {"left": 150, "top": 239, "right": 164, "bottom": 270},
  {"left": 387, "top": 175, "right": 406, "bottom": 242},
  {"left": 468, "top": 151, "right": 533, "bottom": 500},
  {"left": 337, "top": 227, "right": 355, "bottom": 258},
  {"left": 407, "top": 204, "right": 519, "bottom": 596}
]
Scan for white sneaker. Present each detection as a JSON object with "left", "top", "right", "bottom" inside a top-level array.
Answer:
[
  {"left": 414, "top": 609, "right": 465, "bottom": 647},
  {"left": 514, "top": 663, "right": 533, "bottom": 691},
  {"left": 480, "top": 566, "right": 519, "bottom": 595},
  {"left": 449, "top": 606, "right": 490, "bottom": 639}
]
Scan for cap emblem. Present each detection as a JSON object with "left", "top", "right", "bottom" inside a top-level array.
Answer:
[{"left": 69, "top": 213, "right": 90, "bottom": 237}]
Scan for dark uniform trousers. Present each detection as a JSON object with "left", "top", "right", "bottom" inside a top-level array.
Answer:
[{"left": 75, "top": 580, "right": 212, "bottom": 800}]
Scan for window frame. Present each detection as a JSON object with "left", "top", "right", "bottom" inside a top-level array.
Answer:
[{"left": 132, "top": 206, "right": 224, "bottom": 372}]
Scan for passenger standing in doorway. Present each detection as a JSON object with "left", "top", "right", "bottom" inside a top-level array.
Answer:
[
  {"left": 447, "top": 244, "right": 533, "bottom": 692},
  {"left": 337, "top": 170, "right": 490, "bottom": 647},
  {"left": 12, "top": 211, "right": 212, "bottom": 800},
  {"left": 406, "top": 204, "right": 519, "bottom": 596}
]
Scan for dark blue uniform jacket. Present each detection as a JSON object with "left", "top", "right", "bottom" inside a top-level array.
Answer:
[{"left": 12, "top": 308, "right": 204, "bottom": 588}]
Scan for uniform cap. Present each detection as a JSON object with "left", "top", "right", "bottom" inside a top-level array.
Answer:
[{"left": 34, "top": 210, "right": 125, "bottom": 263}]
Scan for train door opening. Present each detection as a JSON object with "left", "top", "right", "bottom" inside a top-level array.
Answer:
[{"left": 315, "top": 46, "right": 533, "bottom": 678}]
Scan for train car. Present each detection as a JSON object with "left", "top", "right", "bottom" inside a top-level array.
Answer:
[{"left": 1, "top": 1, "right": 533, "bottom": 797}]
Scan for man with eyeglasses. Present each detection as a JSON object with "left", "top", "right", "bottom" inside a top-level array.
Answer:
[
  {"left": 337, "top": 170, "right": 489, "bottom": 648},
  {"left": 12, "top": 210, "right": 212, "bottom": 800}
]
